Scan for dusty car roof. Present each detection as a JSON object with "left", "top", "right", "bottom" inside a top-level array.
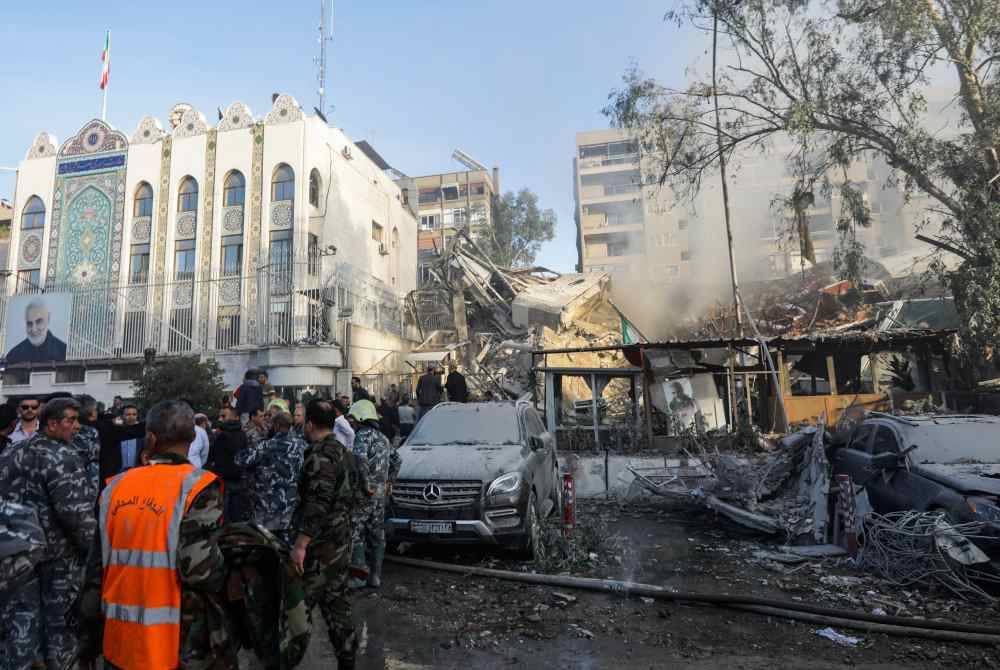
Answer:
[{"left": 869, "top": 413, "right": 1000, "bottom": 464}]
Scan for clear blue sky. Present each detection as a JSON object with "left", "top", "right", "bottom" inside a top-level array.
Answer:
[{"left": 0, "top": 1, "right": 697, "bottom": 272}]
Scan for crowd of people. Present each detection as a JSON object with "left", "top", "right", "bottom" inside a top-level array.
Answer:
[{"left": 0, "top": 367, "right": 432, "bottom": 670}]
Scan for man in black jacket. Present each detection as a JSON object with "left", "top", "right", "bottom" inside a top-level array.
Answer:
[
  {"left": 446, "top": 368, "right": 469, "bottom": 403},
  {"left": 415, "top": 367, "right": 443, "bottom": 420},
  {"left": 97, "top": 404, "right": 146, "bottom": 486},
  {"left": 209, "top": 406, "right": 250, "bottom": 522}
]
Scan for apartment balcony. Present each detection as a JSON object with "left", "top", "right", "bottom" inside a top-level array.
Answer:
[{"left": 578, "top": 154, "right": 641, "bottom": 176}]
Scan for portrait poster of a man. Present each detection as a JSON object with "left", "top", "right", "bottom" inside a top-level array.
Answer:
[{"left": 4, "top": 294, "right": 70, "bottom": 364}]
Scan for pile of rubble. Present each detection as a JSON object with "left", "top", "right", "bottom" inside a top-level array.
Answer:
[
  {"left": 410, "top": 230, "right": 630, "bottom": 400},
  {"left": 682, "top": 260, "right": 896, "bottom": 339}
]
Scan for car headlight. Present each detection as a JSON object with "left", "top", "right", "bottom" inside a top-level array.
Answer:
[
  {"left": 487, "top": 472, "right": 522, "bottom": 498},
  {"left": 967, "top": 497, "right": 1000, "bottom": 523}
]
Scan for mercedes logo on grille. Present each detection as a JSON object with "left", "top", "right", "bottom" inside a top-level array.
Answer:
[{"left": 422, "top": 482, "right": 442, "bottom": 503}]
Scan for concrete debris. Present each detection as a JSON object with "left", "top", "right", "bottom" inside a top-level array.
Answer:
[{"left": 411, "top": 230, "right": 628, "bottom": 401}]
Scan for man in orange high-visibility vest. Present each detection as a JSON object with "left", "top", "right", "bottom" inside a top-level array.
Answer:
[{"left": 79, "top": 400, "right": 231, "bottom": 670}]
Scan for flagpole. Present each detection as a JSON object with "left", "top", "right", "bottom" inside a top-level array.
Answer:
[{"left": 101, "top": 31, "right": 110, "bottom": 121}]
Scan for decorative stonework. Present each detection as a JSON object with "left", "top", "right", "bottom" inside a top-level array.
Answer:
[
  {"left": 264, "top": 95, "right": 303, "bottom": 125},
  {"left": 174, "top": 282, "right": 194, "bottom": 308},
  {"left": 20, "top": 232, "right": 43, "bottom": 267},
  {"left": 131, "top": 116, "right": 166, "bottom": 144},
  {"left": 127, "top": 285, "right": 148, "bottom": 311},
  {"left": 172, "top": 109, "right": 208, "bottom": 139},
  {"left": 219, "top": 278, "right": 241, "bottom": 305},
  {"left": 222, "top": 205, "right": 244, "bottom": 233},
  {"left": 270, "top": 200, "right": 293, "bottom": 229},
  {"left": 245, "top": 124, "right": 265, "bottom": 342},
  {"left": 150, "top": 137, "right": 174, "bottom": 348},
  {"left": 218, "top": 102, "right": 254, "bottom": 132},
  {"left": 197, "top": 129, "right": 218, "bottom": 348},
  {"left": 46, "top": 158, "right": 127, "bottom": 290},
  {"left": 58, "top": 119, "right": 127, "bottom": 157},
  {"left": 175, "top": 211, "right": 197, "bottom": 238},
  {"left": 131, "top": 216, "right": 152, "bottom": 243},
  {"left": 26, "top": 132, "right": 57, "bottom": 160}
]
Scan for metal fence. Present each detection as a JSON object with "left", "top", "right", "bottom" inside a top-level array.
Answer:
[{"left": 0, "top": 257, "right": 411, "bottom": 362}]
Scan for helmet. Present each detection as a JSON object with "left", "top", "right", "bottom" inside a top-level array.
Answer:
[{"left": 348, "top": 399, "right": 379, "bottom": 424}]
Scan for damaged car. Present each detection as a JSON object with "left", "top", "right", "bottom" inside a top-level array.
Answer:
[
  {"left": 386, "top": 401, "right": 561, "bottom": 557},
  {"left": 831, "top": 413, "right": 1000, "bottom": 551}
]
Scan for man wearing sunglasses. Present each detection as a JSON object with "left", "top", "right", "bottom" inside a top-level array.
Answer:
[{"left": 10, "top": 395, "right": 40, "bottom": 444}]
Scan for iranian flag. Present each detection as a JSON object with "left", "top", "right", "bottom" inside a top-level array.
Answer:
[{"left": 99, "top": 31, "right": 110, "bottom": 90}]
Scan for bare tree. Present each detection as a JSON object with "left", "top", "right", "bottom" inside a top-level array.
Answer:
[{"left": 606, "top": 0, "right": 1000, "bottom": 355}]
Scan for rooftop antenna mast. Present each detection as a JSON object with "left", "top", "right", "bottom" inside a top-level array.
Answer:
[{"left": 315, "top": 0, "right": 334, "bottom": 120}]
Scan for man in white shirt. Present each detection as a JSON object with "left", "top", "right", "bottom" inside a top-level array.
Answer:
[
  {"left": 10, "top": 395, "right": 41, "bottom": 443},
  {"left": 333, "top": 398, "right": 355, "bottom": 450},
  {"left": 187, "top": 412, "right": 211, "bottom": 469}
]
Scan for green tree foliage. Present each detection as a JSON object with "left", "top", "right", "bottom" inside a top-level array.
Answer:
[
  {"left": 485, "top": 189, "right": 556, "bottom": 268},
  {"left": 133, "top": 355, "right": 226, "bottom": 416},
  {"left": 605, "top": 0, "right": 1000, "bottom": 356}
]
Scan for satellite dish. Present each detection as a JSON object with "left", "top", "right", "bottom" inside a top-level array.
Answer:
[{"left": 169, "top": 103, "right": 193, "bottom": 129}]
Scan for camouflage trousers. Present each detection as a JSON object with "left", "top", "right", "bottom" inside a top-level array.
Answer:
[
  {"left": 0, "top": 576, "right": 40, "bottom": 670},
  {"left": 303, "top": 541, "right": 356, "bottom": 665},
  {"left": 350, "top": 495, "right": 386, "bottom": 555},
  {"left": 28, "top": 559, "right": 82, "bottom": 670}
]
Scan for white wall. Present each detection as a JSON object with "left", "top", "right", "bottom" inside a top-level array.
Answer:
[{"left": 9, "top": 154, "right": 57, "bottom": 277}]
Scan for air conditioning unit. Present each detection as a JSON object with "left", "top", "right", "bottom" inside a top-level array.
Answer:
[{"left": 378, "top": 242, "right": 389, "bottom": 256}]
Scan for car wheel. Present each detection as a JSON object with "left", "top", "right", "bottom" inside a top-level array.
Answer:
[{"left": 518, "top": 490, "right": 542, "bottom": 560}]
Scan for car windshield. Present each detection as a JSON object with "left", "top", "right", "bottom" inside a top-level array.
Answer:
[
  {"left": 407, "top": 404, "right": 521, "bottom": 446},
  {"left": 904, "top": 419, "right": 1000, "bottom": 464}
]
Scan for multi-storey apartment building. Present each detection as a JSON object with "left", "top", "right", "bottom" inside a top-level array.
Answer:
[
  {"left": 574, "top": 129, "right": 690, "bottom": 283},
  {"left": 2, "top": 95, "right": 418, "bottom": 401},
  {"left": 399, "top": 162, "right": 499, "bottom": 285}
]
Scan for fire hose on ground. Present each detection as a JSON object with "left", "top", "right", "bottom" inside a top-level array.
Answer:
[{"left": 385, "top": 555, "right": 1000, "bottom": 645}]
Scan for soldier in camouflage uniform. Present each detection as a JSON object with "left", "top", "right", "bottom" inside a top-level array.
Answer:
[
  {"left": 0, "top": 501, "right": 46, "bottom": 670},
  {"left": 347, "top": 400, "right": 401, "bottom": 589},
  {"left": 78, "top": 400, "right": 235, "bottom": 670},
  {"left": 244, "top": 407, "right": 270, "bottom": 447},
  {"left": 0, "top": 398, "right": 95, "bottom": 670},
  {"left": 291, "top": 399, "right": 358, "bottom": 670},
  {"left": 234, "top": 411, "right": 306, "bottom": 542},
  {"left": 72, "top": 395, "right": 101, "bottom": 495}
]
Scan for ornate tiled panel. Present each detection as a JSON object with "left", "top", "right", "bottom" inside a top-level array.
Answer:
[
  {"left": 47, "top": 125, "right": 128, "bottom": 290},
  {"left": 173, "top": 109, "right": 209, "bottom": 139},
  {"left": 174, "top": 281, "right": 194, "bottom": 308},
  {"left": 270, "top": 200, "right": 293, "bottom": 229},
  {"left": 19, "top": 232, "right": 43, "bottom": 268},
  {"left": 26, "top": 132, "right": 57, "bottom": 160},
  {"left": 149, "top": 137, "right": 173, "bottom": 347},
  {"left": 219, "top": 278, "right": 241, "bottom": 306},
  {"left": 197, "top": 129, "right": 218, "bottom": 347},
  {"left": 131, "top": 216, "right": 152, "bottom": 243},
  {"left": 175, "top": 211, "right": 197, "bottom": 239},
  {"left": 131, "top": 116, "right": 166, "bottom": 144},
  {"left": 244, "top": 124, "right": 265, "bottom": 342},
  {"left": 264, "top": 95, "right": 303, "bottom": 124},
  {"left": 222, "top": 205, "right": 244, "bottom": 233},
  {"left": 59, "top": 119, "right": 127, "bottom": 157},
  {"left": 218, "top": 102, "right": 254, "bottom": 132}
]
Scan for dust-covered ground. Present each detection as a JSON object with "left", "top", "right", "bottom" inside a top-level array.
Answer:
[{"left": 295, "top": 499, "right": 1000, "bottom": 669}]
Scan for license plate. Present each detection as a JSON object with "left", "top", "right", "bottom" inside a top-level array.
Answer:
[{"left": 410, "top": 521, "right": 454, "bottom": 534}]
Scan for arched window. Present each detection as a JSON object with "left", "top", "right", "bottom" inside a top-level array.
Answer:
[
  {"left": 178, "top": 176, "right": 198, "bottom": 212},
  {"left": 309, "top": 168, "right": 321, "bottom": 207},
  {"left": 271, "top": 164, "right": 294, "bottom": 201},
  {"left": 224, "top": 171, "right": 246, "bottom": 207},
  {"left": 21, "top": 196, "right": 45, "bottom": 230},
  {"left": 134, "top": 182, "right": 153, "bottom": 217}
]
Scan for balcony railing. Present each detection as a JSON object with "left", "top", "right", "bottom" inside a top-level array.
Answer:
[
  {"left": 579, "top": 154, "right": 639, "bottom": 169},
  {"left": 0, "top": 256, "right": 410, "bottom": 363}
]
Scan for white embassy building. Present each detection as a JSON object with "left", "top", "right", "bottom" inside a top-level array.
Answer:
[{"left": 3, "top": 95, "right": 419, "bottom": 402}]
